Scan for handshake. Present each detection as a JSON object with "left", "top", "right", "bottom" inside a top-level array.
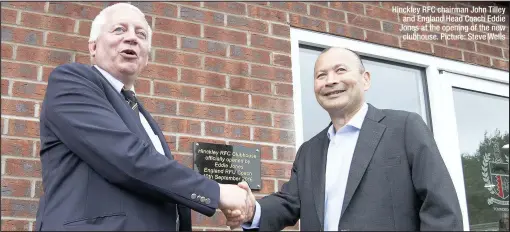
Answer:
[{"left": 218, "top": 181, "right": 256, "bottom": 229}]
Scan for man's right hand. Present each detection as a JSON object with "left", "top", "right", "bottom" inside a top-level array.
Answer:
[{"left": 224, "top": 181, "right": 256, "bottom": 229}]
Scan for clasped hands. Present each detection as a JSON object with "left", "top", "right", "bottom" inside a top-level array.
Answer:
[{"left": 218, "top": 181, "right": 256, "bottom": 229}]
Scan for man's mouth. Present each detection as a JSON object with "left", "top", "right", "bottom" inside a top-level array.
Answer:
[
  {"left": 120, "top": 49, "right": 138, "bottom": 58},
  {"left": 323, "top": 90, "right": 345, "bottom": 97}
]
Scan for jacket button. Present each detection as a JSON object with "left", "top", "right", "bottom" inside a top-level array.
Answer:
[
  {"left": 205, "top": 198, "right": 211, "bottom": 204},
  {"left": 191, "top": 193, "right": 197, "bottom": 199},
  {"left": 200, "top": 196, "right": 206, "bottom": 203}
]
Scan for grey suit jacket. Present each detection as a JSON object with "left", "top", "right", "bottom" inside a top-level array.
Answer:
[
  {"left": 35, "top": 63, "right": 220, "bottom": 231},
  {"left": 253, "top": 104, "right": 463, "bottom": 231}
]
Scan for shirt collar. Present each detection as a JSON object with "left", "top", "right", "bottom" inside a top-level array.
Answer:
[
  {"left": 94, "top": 65, "right": 135, "bottom": 94},
  {"left": 327, "top": 102, "right": 368, "bottom": 139}
]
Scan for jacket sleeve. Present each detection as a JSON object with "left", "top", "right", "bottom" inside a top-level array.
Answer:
[
  {"left": 42, "top": 63, "right": 219, "bottom": 216},
  {"left": 405, "top": 112, "right": 464, "bottom": 230}
]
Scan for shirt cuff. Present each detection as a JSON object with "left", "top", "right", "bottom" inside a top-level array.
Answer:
[{"left": 241, "top": 201, "right": 261, "bottom": 229}]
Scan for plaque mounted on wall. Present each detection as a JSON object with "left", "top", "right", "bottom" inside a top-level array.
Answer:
[{"left": 192, "top": 142, "right": 261, "bottom": 190}]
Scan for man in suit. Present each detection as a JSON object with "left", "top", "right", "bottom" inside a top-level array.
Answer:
[
  {"left": 225, "top": 47, "right": 463, "bottom": 231},
  {"left": 35, "top": 3, "right": 251, "bottom": 231}
]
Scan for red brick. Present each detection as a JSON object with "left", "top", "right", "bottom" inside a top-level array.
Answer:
[
  {"left": 331, "top": 2, "right": 364, "bottom": 14},
  {"left": 178, "top": 102, "right": 226, "bottom": 121},
  {"left": 34, "top": 180, "right": 44, "bottom": 198},
  {"left": 2, "top": 43, "right": 14, "bottom": 59},
  {"left": 1, "top": 220, "right": 30, "bottom": 231},
  {"left": 253, "top": 179, "right": 275, "bottom": 194},
  {"left": 230, "top": 45, "right": 270, "bottom": 64},
  {"left": 5, "top": 158, "right": 41, "bottom": 177},
  {"left": 78, "top": 20, "right": 92, "bottom": 36},
  {"left": 181, "top": 37, "right": 228, "bottom": 57},
  {"left": 178, "top": 136, "right": 225, "bottom": 153},
  {"left": 1, "top": 61, "right": 38, "bottom": 80},
  {"left": 309, "top": 5, "right": 345, "bottom": 23},
  {"left": 365, "top": 5, "right": 398, "bottom": 22},
  {"left": 251, "top": 34, "right": 290, "bottom": 53},
  {"left": 347, "top": 13, "right": 381, "bottom": 31},
  {"left": 134, "top": 78, "right": 150, "bottom": 95},
  {"left": 2, "top": 79, "right": 9, "bottom": 96},
  {"left": 205, "top": 122, "right": 250, "bottom": 140},
  {"left": 227, "top": 15, "right": 268, "bottom": 34},
  {"left": 180, "top": 7, "right": 224, "bottom": 26},
  {"left": 252, "top": 95, "right": 293, "bottom": 114},
  {"left": 463, "top": 51, "right": 491, "bottom": 67},
  {"left": 365, "top": 31, "right": 399, "bottom": 48},
  {"left": 154, "top": 81, "right": 201, "bottom": 101},
  {"left": 477, "top": 43, "right": 503, "bottom": 58},
  {"left": 204, "top": 57, "right": 249, "bottom": 76},
  {"left": 262, "top": 161, "right": 292, "bottom": 178},
  {"left": 490, "top": 37, "right": 509, "bottom": 49},
  {"left": 492, "top": 58, "right": 509, "bottom": 71},
  {"left": 21, "top": 12, "right": 76, "bottom": 33},
  {"left": 269, "top": 2, "right": 307, "bottom": 14},
  {"left": 46, "top": 32, "right": 89, "bottom": 53},
  {"left": 75, "top": 53, "right": 90, "bottom": 65},
  {"left": 35, "top": 140, "right": 40, "bottom": 157},
  {"left": 402, "top": 40, "right": 433, "bottom": 54},
  {"left": 137, "top": 96, "right": 177, "bottom": 116},
  {"left": 152, "top": 32, "right": 178, "bottom": 49},
  {"left": 329, "top": 22, "right": 365, "bottom": 40},
  {"left": 1, "top": 99, "right": 36, "bottom": 117},
  {"left": 174, "top": 153, "right": 193, "bottom": 169},
  {"left": 273, "top": 54, "right": 292, "bottom": 67},
  {"left": 272, "top": 23, "right": 290, "bottom": 38},
  {"left": 277, "top": 146, "right": 296, "bottom": 162},
  {"left": 1, "top": 2, "right": 45, "bottom": 12},
  {"left": 254, "top": 127, "right": 294, "bottom": 145},
  {"left": 204, "top": 88, "right": 250, "bottom": 108},
  {"left": 1, "top": 8, "right": 18, "bottom": 24},
  {"left": 154, "top": 49, "right": 202, "bottom": 69},
  {"left": 251, "top": 64, "right": 292, "bottom": 82},
  {"left": 7, "top": 119, "right": 40, "bottom": 138},
  {"left": 274, "top": 113, "right": 294, "bottom": 130},
  {"left": 140, "top": 64, "right": 178, "bottom": 81},
  {"left": 1, "top": 178, "right": 31, "bottom": 197},
  {"left": 164, "top": 135, "right": 177, "bottom": 151},
  {"left": 155, "top": 18, "right": 201, "bottom": 37},
  {"left": 203, "top": 2, "right": 246, "bottom": 15},
  {"left": 48, "top": 2, "right": 101, "bottom": 20},
  {"left": 1, "top": 26, "right": 43, "bottom": 46},
  {"left": 290, "top": 14, "right": 327, "bottom": 33},
  {"left": 433, "top": 45, "right": 463, "bottom": 61},
  {"left": 12, "top": 81, "right": 47, "bottom": 100},
  {"left": 505, "top": 49, "right": 509, "bottom": 59},
  {"left": 16, "top": 46, "right": 73, "bottom": 66},
  {"left": 181, "top": 69, "right": 226, "bottom": 88},
  {"left": 1, "top": 198, "right": 39, "bottom": 218},
  {"left": 228, "top": 141, "right": 273, "bottom": 160},
  {"left": 275, "top": 83, "right": 293, "bottom": 97},
  {"left": 153, "top": 116, "right": 201, "bottom": 135},
  {"left": 131, "top": 2, "right": 177, "bottom": 18},
  {"left": 230, "top": 76, "right": 272, "bottom": 95},
  {"left": 192, "top": 210, "right": 228, "bottom": 227},
  {"left": 447, "top": 39, "right": 475, "bottom": 51},
  {"left": 228, "top": 108, "right": 272, "bottom": 127},
  {"left": 204, "top": 26, "right": 247, "bottom": 45},
  {"left": 248, "top": 5, "right": 287, "bottom": 23},
  {"left": 177, "top": 2, "right": 201, "bottom": 7},
  {"left": 42, "top": 66, "right": 56, "bottom": 82}
]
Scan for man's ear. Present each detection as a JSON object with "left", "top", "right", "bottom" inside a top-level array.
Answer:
[
  {"left": 362, "top": 71, "right": 371, "bottom": 91},
  {"left": 88, "top": 41, "right": 96, "bottom": 57}
]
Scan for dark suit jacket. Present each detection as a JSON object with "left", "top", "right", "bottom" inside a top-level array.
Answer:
[
  {"left": 253, "top": 104, "right": 463, "bottom": 231},
  {"left": 35, "top": 63, "right": 220, "bottom": 231}
]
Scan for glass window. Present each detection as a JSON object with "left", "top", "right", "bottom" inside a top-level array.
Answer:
[
  {"left": 453, "top": 88, "right": 509, "bottom": 231},
  {"left": 298, "top": 45, "right": 431, "bottom": 141}
]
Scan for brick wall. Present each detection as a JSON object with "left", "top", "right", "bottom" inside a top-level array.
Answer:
[{"left": 1, "top": 1, "right": 508, "bottom": 231}]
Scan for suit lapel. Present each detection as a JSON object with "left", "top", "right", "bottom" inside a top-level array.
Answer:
[
  {"left": 340, "top": 104, "right": 386, "bottom": 218},
  {"left": 138, "top": 103, "right": 173, "bottom": 160},
  {"left": 312, "top": 124, "right": 331, "bottom": 230}
]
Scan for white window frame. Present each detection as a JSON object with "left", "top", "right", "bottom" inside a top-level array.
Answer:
[{"left": 290, "top": 28, "right": 509, "bottom": 231}]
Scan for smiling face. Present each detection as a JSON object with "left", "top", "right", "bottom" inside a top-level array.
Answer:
[
  {"left": 88, "top": 5, "right": 150, "bottom": 84},
  {"left": 313, "top": 48, "right": 371, "bottom": 115}
]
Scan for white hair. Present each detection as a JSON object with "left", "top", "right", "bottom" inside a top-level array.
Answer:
[{"left": 89, "top": 3, "right": 152, "bottom": 49}]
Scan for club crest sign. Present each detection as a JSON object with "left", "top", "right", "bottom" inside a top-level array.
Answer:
[{"left": 481, "top": 143, "right": 509, "bottom": 212}]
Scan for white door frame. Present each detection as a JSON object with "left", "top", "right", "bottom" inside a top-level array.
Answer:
[{"left": 290, "top": 28, "right": 509, "bottom": 230}]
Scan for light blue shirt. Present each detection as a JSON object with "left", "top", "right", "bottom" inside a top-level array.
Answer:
[{"left": 243, "top": 103, "right": 368, "bottom": 230}]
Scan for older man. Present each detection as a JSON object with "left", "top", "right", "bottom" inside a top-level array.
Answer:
[
  {"left": 226, "top": 47, "right": 463, "bottom": 231},
  {"left": 35, "top": 3, "right": 250, "bottom": 231}
]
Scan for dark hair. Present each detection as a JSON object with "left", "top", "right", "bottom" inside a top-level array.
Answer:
[{"left": 319, "top": 47, "right": 366, "bottom": 74}]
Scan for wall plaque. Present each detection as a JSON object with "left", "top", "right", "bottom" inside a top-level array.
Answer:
[{"left": 193, "top": 142, "right": 261, "bottom": 190}]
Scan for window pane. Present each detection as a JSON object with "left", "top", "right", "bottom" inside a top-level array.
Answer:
[
  {"left": 453, "top": 88, "right": 509, "bottom": 231},
  {"left": 298, "top": 46, "right": 430, "bottom": 142}
]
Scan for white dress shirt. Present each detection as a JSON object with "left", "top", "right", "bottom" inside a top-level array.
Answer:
[
  {"left": 244, "top": 103, "right": 368, "bottom": 231},
  {"left": 94, "top": 65, "right": 166, "bottom": 156}
]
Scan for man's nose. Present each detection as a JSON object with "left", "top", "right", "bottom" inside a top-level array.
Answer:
[
  {"left": 325, "top": 73, "right": 338, "bottom": 86},
  {"left": 123, "top": 29, "right": 138, "bottom": 45}
]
